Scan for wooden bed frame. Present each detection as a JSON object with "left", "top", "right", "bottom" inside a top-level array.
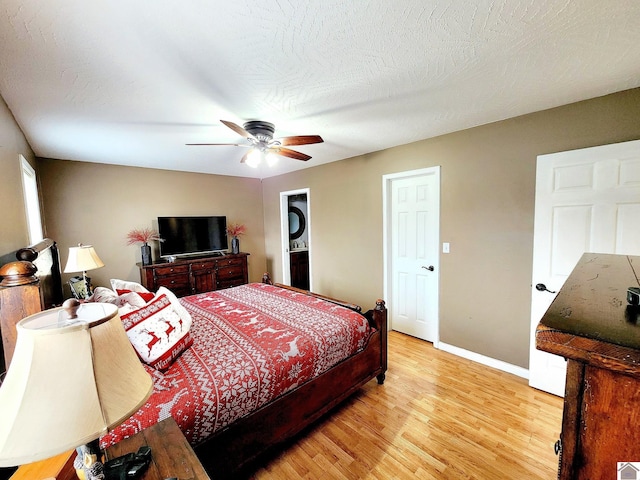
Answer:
[
  {"left": 195, "top": 276, "right": 388, "bottom": 476},
  {"left": 0, "top": 241, "right": 388, "bottom": 478}
]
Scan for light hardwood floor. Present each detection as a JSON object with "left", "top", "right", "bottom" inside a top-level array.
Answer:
[{"left": 251, "top": 331, "right": 563, "bottom": 479}]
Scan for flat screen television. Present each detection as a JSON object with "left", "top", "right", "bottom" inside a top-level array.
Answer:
[{"left": 158, "top": 216, "right": 228, "bottom": 258}]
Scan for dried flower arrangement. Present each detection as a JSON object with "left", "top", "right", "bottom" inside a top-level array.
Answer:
[
  {"left": 226, "top": 222, "right": 246, "bottom": 237},
  {"left": 126, "top": 227, "right": 162, "bottom": 245}
]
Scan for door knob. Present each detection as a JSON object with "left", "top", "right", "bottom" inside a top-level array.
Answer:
[
  {"left": 535, "top": 283, "right": 556, "bottom": 293},
  {"left": 422, "top": 265, "right": 435, "bottom": 271}
]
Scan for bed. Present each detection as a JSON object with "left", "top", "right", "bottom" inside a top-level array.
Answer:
[{"left": 0, "top": 240, "right": 387, "bottom": 478}]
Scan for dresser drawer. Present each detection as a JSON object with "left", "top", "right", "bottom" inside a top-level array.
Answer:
[
  {"left": 190, "top": 260, "right": 216, "bottom": 272},
  {"left": 216, "top": 277, "right": 246, "bottom": 290},
  {"left": 153, "top": 264, "right": 189, "bottom": 277},
  {"left": 217, "top": 265, "right": 245, "bottom": 280},
  {"left": 217, "top": 257, "right": 244, "bottom": 268},
  {"left": 155, "top": 274, "right": 190, "bottom": 293}
]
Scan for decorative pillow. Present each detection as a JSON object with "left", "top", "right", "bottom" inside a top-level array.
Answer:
[
  {"left": 88, "top": 287, "right": 147, "bottom": 308},
  {"left": 89, "top": 286, "right": 119, "bottom": 304},
  {"left": 116, "top": 289, "right": 155, "bottom": 303},
  {"left": 155, "top": 286, "right": 191, "bottom": 322},
  {"left": 110, "top": 278, "right": 149, "bottom": 294},
  {"left": 120, "top": 293, "right": 193, "bottom": 371},
  {"left": 117, "top": 302, "right": 139, "bottom": 316}
]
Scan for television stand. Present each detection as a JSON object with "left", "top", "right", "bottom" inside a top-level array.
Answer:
[{"left": 138, "top": 252, "right": 249, "bottom": 297}]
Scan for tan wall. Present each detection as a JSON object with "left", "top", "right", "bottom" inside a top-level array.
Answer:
[
  {"left": 0, "top": 95, "right": 36, "bottom": 259},
  {"left": 37, "top": 159, "right": 266, "bottom": 294},
  {"left": 262, "top": 88, "right": 640, "bottom": 369},
  {"left": 7, "top": 88, "right": 640, "bottom": 370}
]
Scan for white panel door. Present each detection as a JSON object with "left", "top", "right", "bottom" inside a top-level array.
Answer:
[
  {"left": 390, "top": 168, "right": 440, "bottom": 342},
  {"left": 529, "top": 139, "right": 640, "bottom": 396}
]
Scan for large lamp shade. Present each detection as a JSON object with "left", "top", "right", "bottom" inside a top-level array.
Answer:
[
  {"left": 0, "top": 302, "right": 153, "bottom": 467},
  {"left": 63, "top": 245, "right": 104, "bottom": 273}
]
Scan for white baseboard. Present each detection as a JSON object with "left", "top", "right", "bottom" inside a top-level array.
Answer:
[{"left": 437, "top": 342, "right": 529, "bottom": 379}]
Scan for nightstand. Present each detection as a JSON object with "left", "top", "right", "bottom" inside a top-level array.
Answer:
[
  {"left": 10, "top": 417, "right": 210, "bottom": 480},
  {"left": 105, "top": 417, "right": 210, "bottom": 480}
]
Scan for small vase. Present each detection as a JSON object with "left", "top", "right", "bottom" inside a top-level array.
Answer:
[
  {"left": 231, "top": 236, "right": 240, "bottom": 254},
  {"left": 141, "top": 243, "right": 152, "bottom": 265}
]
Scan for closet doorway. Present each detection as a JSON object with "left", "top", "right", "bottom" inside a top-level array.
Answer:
[{"left": 280, "top": 188, "right": 311, "bottom": 290}]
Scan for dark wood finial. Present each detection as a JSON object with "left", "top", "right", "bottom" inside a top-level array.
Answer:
[
  {"left": 0, "top": 261, "right": 38, "bottom": 287},
  {"left": 62, "top": 298, "right": 81, "bottom": 319}
]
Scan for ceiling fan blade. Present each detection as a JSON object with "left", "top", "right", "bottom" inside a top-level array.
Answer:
[
  {"left": 239, "top": 151, "right": 251, "bottom": 164},
  {"left": 271, "top": 147, "right": 312, "bottom": 161},
  {"left": 185, "top": 143, "right": 250, "bottom": 147},
  {"left": 277, "top": 135, "right": 324, "bottom": 146},
  {"left": 220, "top": 120, "right": 256, "bottom": 140}
]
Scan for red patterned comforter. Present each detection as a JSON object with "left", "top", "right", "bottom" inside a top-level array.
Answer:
[{"left": 102, "top": 283, "right": 372, "bottom": 447}]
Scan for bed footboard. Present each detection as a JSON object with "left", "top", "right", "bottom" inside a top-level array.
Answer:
[{"left": 194, "top": 293, "right": 387, "bottom": 478}]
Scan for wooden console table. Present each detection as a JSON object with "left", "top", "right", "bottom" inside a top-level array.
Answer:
[{"left": 536, "top": 253, "right": 640, "bottom": 479}]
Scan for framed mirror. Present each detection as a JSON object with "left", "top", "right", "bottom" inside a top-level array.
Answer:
[{"left": 288, "top": 206, "right": 306, "bottom": 240}]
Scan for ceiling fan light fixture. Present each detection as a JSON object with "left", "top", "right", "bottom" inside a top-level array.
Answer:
[
  {"left": 187, "top": 120, "right": 322, "bottom": 165},
  {"left": 265, "top": 152, "right": 278, "bottom": 167},
  {"left": 243, "top": 121, "right": 275, "bottom": 142},
  {"left": 246, "top": 149, "right": 262, "bottom": 168}
]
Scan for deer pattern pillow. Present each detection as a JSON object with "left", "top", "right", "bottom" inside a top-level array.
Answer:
[{"left": 121, "top": 292, "right": 193, "bottom": 371}]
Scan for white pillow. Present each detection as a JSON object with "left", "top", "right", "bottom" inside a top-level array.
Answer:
[
  {"left": 88, "top": 286, "right": 148, "bottom": 309},
  {"left": 119, "top": 291, "right": 148, "bottom": 308},
  {"left": 110, "top": 278, "right": 150, "bottom": 293},
  {"left": 156, "top": 286, "right": 191, "bottom": 323}
]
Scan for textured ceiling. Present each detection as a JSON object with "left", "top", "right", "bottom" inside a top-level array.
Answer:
[{"left": 1, "top": 1, "right": 639, "bottom": 179}]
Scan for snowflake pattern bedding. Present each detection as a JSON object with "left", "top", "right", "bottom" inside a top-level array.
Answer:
[{"left": 101, "top": 282, "right": 372, "bottom": 447}]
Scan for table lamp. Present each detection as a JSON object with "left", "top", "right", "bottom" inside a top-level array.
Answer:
[
  {"left": 0, "top": 301, "right": 153, "bottom": 479},
  {"left": 64, "top": 244, "right": 105, "bottom": 298}
]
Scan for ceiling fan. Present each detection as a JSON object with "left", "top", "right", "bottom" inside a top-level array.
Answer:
[{"left": 186, "top": 120, "right": 324, "bottom": 167}]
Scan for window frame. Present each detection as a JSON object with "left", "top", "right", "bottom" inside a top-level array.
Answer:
[{"left": 20, "top": 155, "right": 44, "bottom": 245}]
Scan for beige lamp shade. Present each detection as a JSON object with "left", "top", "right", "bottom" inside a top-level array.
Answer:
[
  {"left": 63, "top": 244, "right": 105, "bottom": 273},
  {"left": 0, "top": 303, "right": 153, "bottom": 467}
]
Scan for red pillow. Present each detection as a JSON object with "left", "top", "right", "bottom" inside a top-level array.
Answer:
[{"left": 116, "top": 289, "right": 155, "bottom": 303}]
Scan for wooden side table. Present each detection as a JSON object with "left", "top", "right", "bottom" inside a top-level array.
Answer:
[
  {"left": 105, "top": 417, "right": 211, "bottom": 480},
  {"left": 11, "top": 417, "right": 210, "bottom": 480}
]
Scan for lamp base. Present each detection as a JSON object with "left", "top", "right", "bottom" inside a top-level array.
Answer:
[{"left": 74, "top": 439, "right": 104, "bottom": 480}]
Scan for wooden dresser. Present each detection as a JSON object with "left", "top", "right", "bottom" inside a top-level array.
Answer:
[
  {"left": 139, "top": 252, "right": 249, "bottom": 297},
  {"left": 536, "top": 253, "right": 640, "bottom": 479}
]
